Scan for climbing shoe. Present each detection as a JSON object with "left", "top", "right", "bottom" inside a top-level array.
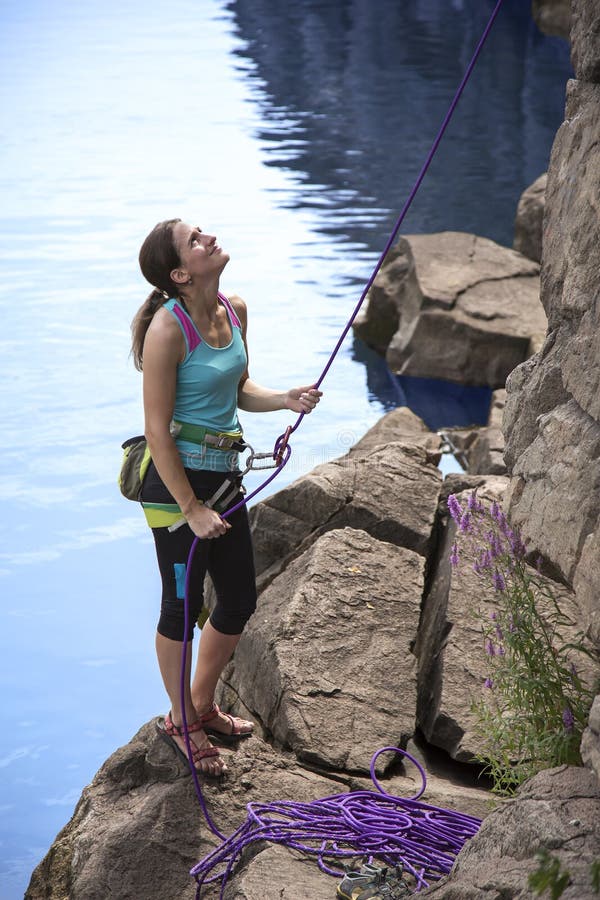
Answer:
[{"left": 337, "top": 868, "right": 387, "bottom": 899}]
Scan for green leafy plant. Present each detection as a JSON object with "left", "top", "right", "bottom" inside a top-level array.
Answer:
[
  {"left": 448, "top": 491, "right": 598, "bottom": 796},
  {"left": 591, "top": 860, "right": 600, "bottom": 894},
  {"left": 528, "top": 850, "right": 571, "bottom": 899}
]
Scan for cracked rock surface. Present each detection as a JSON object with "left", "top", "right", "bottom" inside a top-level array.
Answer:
[
  {"left": 421, "top": 766, "right": 600, "bottom": 899},
  {"left": 353, "top": 232, "right": 544, "bottom": 388},
  {"left": 249, "top": 439, "right": 441, "bottom": 585},
  {"left": 219, "top": 526, "right": 424, "bottom": 772}
]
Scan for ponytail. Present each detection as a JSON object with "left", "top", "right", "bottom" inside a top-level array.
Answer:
[
  {"left": 131, "top": 218, "right": 182, "bottom": 371},
  {"left": 130, "top": 288, "right": 170, "bottom": 371}
]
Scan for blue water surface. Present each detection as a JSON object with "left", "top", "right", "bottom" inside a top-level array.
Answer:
[{"left": 0, "top": 0, "right": 570, "bottom": 895}]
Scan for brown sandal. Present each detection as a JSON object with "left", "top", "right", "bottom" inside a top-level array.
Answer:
[
  {"left": 196, "top": 701, "right": 254, "bottom": 744},
  {"left": 156, "top": 712, "right": 225, "bottom": 776}
]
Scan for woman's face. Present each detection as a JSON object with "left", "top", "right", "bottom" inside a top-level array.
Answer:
[{"left": 172, "top": 221, "right": 230, "bottom": 281}]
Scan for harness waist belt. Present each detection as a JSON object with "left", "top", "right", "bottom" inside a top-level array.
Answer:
[{"left": 170, "top": 420, "right": 246, "bottom": 452}]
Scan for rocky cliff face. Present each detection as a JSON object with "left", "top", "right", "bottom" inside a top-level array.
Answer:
[{"left": 504, "top": 3, "right": 600, "bottom": 654}]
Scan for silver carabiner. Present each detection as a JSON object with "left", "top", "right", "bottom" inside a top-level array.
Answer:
[{"left": 240, "top": 442, "right": 280, "bottom": 473}]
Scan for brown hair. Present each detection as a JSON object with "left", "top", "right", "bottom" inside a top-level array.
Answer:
[{"left": 131, "top": 218, "right": 182, "bottom": 371}]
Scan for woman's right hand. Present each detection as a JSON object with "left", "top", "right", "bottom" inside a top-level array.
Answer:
[{"left": 186, "top": 502, "right": 232, "bottom": 539}]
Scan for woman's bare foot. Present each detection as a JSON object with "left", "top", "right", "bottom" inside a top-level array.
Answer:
[
  {"left": 158, "top": 713, "right": 228, "bottom": 776},
  {"left": 196, "top": 701, "right": 254, "bottom": 738}
]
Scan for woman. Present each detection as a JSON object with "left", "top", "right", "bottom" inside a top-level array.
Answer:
[{"left": 132, "top": 218, "right": 322, "bottom": 777}]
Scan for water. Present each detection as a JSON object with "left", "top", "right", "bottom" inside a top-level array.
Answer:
[{"left": 0, "top": 1, "right": 570, "bottom": 895}]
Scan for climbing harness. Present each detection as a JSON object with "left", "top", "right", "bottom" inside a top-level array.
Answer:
[
  {"left": 119, "top": 418, "right": 281, "bottom": 527},
  {"left": 167, "top": 436, "right": 285, "bottom": 531},
  {"left": 174, "top": 0, "right": 505, "bottom": 893}
]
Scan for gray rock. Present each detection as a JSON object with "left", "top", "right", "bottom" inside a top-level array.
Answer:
[
  {"left": 353, "top": 233, "right": 544, "bottom": 388},
  {"left": 249, "top": 442, "right": 442, "bottom": 583},
  {"left": 542, "top": 80, "right": 600, "bottom": 352},
  {"left": 513, "top": 173, "right": 547, "bottom": 264},
  {"left": 503, "top": 334, "right": 569, "bottom": 472},
  {"left": 226, "top": 846, "right": 334, "bottom": 899},
  {"left": 505, "top": 398, "right": 600, "bottom": 583},
  {"left": 422, "top": 766, "right": 600, "bottom": 899},
  {"left": 573, "top": 528, "right": 600, "bottom": 648},
  {"left": 440, "top": 390, "right": 507, "bottom": 476},
  {"left": 25, "top": 723, "right": 342, "bottom": 900},
  {"left": 352, "top": 241, "right": 420, "bottom": 355},
  {"left": 218, "top": 528, "right": 424, "bottom": 773},
  {"left": 467, "top": 390, "right": 506, "bottom": 475},
  {"left": 505, "top": 79, "right": 600, "bottom": 595},
  {"left": 532, "top": 0, "right": 571, "bottom": 40},
  {"left": 415, "top": 478, "right": 509, "bottom": 762},
  {"left": 348, "top": 406, "right": 441, "bottom": 458},
  {"left": 581, "top": 695, "right": 600, "bottom": 784},
  {"left": 572, "top": 0, "right": 600, "bottom": 82}
]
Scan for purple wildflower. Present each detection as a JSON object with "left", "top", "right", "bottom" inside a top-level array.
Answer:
[
  {"left": 493, "top": 571, "right": 506, "bottom": 592},
  {"left": 562, "top": 707, "right": 574, "bottom": 733},
  {"left": 467, "top": 491, "right": 478, "bottom": 511},
  {"left": 497, "top": 645, "right": 505, "bottom": 656},
  {"left": 509, "top": 533, "right": 527, "bottom": 559},
  {"left": 484, "top": 677, "right": 494, "bottom": 689},
  {"left": 495, "top": 622, "right": 504, "bottom": 641},
  {"left": 450, "top": 542, "right": 460, "bottom": 569},
  {"left": 485, "top": 639, "right": 495, "bottom": 657},
  {"left": 508, "top": 615, "right": 516, "bottom": 633},
  {"left": 490, "top": 500, "right": 500, "bottom": 521},
  {"left": 490, "top": 611, "right": 497, "bottom": 621},
  {"left": 477, "top": 548, "right": 493, "bottom": 571},
  {"left": 448, "top": 494, "right": 462, "bottom": 523},
  {"left": 459, "top": 512, "right": 471, "bottom": 533},
  {"left": 490, "top": 535, "right": 504, "bottom": 559}
]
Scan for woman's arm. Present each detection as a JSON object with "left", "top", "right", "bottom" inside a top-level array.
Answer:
[
  {"left": 230, "top": 295, "right": 322, "bottom": 414},
  {"left": 142, "top": 311, "right": 230, "bottom": 539}
]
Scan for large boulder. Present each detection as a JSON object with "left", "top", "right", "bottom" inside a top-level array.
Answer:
[
  {"left": 217, "top": 527, "right": 424, "bottom": 773},
  {"left": 513, "top": 173, "right": 547, "bottom": 264},
  {"left": 353, "top": 232, "right": 544, "bottom": 388},
  {"left": 25, "top": 723, "right": 342, "bottom": 900},
  {"left": 249, "top": 441, "right": 442, "bottom": 584},
  {"left": 422, "top": 766, "right": 600, "bottom": 899}
]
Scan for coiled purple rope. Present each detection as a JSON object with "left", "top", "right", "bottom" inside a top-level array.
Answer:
[
  {"left": 190, "top": 747, "right": 481, "bottom": 899},
  {"left": 176, "top": 0, "right": 503, "bottom": 887}
]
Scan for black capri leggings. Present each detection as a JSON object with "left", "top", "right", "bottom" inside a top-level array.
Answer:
[{"left": 141, "top": 462, "right": 257, "bottom": 640}]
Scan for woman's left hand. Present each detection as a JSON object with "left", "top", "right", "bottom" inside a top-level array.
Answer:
[{"left": 285, "top": 385, "right": 323, "bottom": 414}]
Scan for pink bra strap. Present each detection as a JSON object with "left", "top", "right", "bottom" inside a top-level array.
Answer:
[
  {"left": 218, "top": 292, "right": 241, "bottom": 329},
  {"left": 171, "top": 304, "right": 202, "bottom": 353}
]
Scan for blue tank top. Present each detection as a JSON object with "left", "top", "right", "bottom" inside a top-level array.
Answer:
[{"left": 163, "top": 293, "right": 247, "bottom": 472}]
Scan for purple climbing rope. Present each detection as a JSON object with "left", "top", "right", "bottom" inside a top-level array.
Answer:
[
  {"left": 176, "top": 0, "right": 504, "bottom": 888},
  {"left": 190, "top": 747, "right": 482, "bottom": 899}
]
